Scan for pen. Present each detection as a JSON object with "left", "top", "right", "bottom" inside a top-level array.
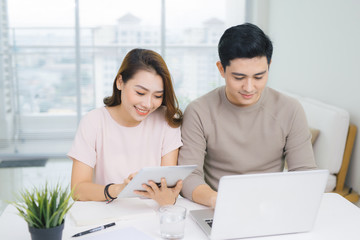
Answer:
[{"left": 72, "top": 222, "right": 116, "bottom": 237}]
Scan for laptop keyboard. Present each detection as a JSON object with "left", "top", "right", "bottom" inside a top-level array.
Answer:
[{"left": 205, "top": 219, "right": 213, "bottom": 228}]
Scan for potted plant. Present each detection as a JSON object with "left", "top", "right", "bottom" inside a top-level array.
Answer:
[{"left": 12, "top": 183, "right": 75, "bottom": 240}]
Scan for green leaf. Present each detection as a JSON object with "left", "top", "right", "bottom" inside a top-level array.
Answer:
[{"left": 10, "top": 181, "right": 74, "bottom": 229}]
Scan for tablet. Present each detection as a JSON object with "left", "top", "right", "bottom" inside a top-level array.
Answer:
[{"left": 118, "top": 165, "right": 197, "bottom": 198}]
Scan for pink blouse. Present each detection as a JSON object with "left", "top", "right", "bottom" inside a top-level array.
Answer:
[{"left": 67, "top": 107, "right": 182, "bottom": 185}]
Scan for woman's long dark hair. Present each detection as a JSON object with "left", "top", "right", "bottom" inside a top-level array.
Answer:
[{"left": 103, "top": 48, "right": 182, "bottom": 127}]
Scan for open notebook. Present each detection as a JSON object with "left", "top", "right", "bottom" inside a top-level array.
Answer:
[{"left": 69, "top": 198, "right": 156, "bottom": 226}]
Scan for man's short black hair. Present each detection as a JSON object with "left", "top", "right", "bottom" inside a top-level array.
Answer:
[{"left": 218, "top": 23, "right": 273, "bottom": 70}]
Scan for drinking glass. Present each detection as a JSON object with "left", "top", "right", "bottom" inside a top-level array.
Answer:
[{"left": 158, "top": 205, "right": 186, "bottom": 239}]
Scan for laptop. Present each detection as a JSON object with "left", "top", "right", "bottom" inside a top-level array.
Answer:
[{"left": 190, "top": 169, "right": 329, "bottom": 240}]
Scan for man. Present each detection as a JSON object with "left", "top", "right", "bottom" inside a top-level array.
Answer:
[{"left": 178, "top": 23, "right": 317, "bottom": 207}]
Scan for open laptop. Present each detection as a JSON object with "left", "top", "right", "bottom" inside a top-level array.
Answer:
[{"left": 190, "top": 169, "right": 329, "bottom": 240}]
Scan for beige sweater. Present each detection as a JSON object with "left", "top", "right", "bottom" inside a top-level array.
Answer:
[{"left": 179, "top": 86, "right": 317, "bottom": 200}]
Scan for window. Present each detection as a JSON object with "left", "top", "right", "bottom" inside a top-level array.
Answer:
[{"left": 0, "top": 0, "right": 246, "bottom": 157}]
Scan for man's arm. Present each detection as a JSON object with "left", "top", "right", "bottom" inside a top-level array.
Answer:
[
  {"left": 285, "top": 100, "right": 317, "bottom": 170},
  {"left": 178, "top": 101, "right": 215, "bottom": 205}
]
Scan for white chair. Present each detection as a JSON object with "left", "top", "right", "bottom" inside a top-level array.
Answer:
[{"left": 283, "top": 91, "right": 359, "bottom": 203}]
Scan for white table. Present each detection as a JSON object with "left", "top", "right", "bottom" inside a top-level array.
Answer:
[{"left": 1, "top": 193, "right": 360, "bottom": 240}]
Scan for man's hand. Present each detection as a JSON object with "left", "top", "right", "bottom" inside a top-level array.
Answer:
[{"left": 192, "top": 184, "right": 218, "bottom": 208}]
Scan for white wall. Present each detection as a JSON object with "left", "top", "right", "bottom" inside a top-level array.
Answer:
[{"left": 250, "top": 0, "right": 360, "bottom": 196}]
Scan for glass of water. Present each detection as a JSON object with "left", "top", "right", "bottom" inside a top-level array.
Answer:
[{"left": 159, "top": 205, "right": 186, "bottom": 239}]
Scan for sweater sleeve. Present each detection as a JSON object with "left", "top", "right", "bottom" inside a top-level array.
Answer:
[
  {"left": 284, "top": 101, "right": 317, "bottom": 171},
  {"left": 178, "top": 102, "right": 208, "bottom": 200}
]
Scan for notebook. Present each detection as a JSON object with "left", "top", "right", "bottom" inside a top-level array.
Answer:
[
  {"left": 70, "top": 198, "right": 156, "bottom": 226},
  {"left": 190, "top": 169, "right": 329, "bottom": 240}
]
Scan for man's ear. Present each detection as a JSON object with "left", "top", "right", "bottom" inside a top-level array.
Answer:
[
  {"left": 116, "top": 75, "right": 124, "bottom": 91},
  {"left": 216, "top": 61, "right": 225, "bottom": 78}
]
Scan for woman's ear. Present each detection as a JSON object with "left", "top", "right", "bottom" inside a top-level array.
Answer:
[{"left": 116, "top": 75, "right": 124, "bottom": 91}]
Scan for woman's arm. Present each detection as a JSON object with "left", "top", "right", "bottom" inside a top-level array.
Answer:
[
  {"left": 70, "top": 158, "right": 128, "bottom": 201},
  {"left": 161, "top": 148, "right": 179, "bottom": 166}
]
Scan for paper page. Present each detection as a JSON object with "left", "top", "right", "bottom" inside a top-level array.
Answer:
[
  {"left": 80, "top": 227, "right": 155, "bottom": 240},
  {"left": 69, "top": 198, "right": 156, "bottom": 226}
]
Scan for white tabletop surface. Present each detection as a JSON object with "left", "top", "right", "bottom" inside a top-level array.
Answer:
[{"left": 1, "top": 193, "right": 360, "bottom": 240}]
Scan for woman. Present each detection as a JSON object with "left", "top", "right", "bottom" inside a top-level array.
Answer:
[{"left": 68, "top": 48, "right": 183, "bottom": 206}]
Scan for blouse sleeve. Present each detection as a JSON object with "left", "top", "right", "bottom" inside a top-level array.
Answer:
[
  {"left": 67, "top": 111, "right": 99, "bottom": 168},
  {"left": 161, "top": 122, "right": 183, "bottom": 157}
]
